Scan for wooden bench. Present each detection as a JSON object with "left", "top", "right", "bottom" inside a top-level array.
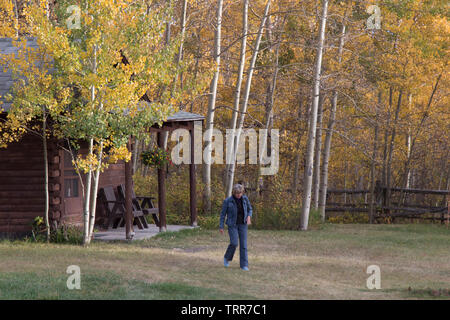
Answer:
[
  {"left": 117, "top": 184, "right": 160, "bottom": 227},
  {"left": 99, "top": 186, "right": 145, "bottom": 230}
]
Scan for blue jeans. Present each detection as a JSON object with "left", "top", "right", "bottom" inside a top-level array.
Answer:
[{"left": 224, "top": 224, "right": 248, "bottom": 268}]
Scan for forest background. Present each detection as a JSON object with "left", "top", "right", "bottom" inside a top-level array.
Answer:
[{"left": 1, "top": 0, "right": 448, "bottom": 231}]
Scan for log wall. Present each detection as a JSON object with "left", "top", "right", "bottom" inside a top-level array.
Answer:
[
  {"left": 0, "top": 133, "right": 49, "bottom": 235},
  {"left": 0, "top": 132, "right": 126, "bottom": 236}
]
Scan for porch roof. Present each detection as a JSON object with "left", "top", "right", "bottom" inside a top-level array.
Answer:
[{"left": 166, "top": 111, "right": 204, "bottom": 122}]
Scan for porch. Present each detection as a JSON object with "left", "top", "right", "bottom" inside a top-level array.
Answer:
[
  {"left": 94, "top": 224, "right": 195, "bottom": 241},
  {"left": 119, "top": 110, "right": 205, "bottom": 239}
]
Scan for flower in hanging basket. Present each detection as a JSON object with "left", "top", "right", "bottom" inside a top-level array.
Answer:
[{"left": 141, "top": 147, "right": 172, "bottom": 169}]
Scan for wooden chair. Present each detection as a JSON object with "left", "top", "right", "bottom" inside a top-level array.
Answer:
[
  {"left": 99, "top": 186, "right": 145, "bottom": 230},
  {"left": 117, "top": 184, "right": 160, "bottom": 227}
]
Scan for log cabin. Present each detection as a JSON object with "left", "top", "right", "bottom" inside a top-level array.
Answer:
[
  {"left": 0, "top": 122, "right": 126, "bottom": 236},
  {"left": 0, "top": 37, "right": 204, "bottom": 237},
  {"left": 0, "top": 37, "right": 126, "bottom": 235}
]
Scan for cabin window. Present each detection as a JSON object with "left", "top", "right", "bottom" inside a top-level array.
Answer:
[
  {"left": 63, "top": 149, "right": 80, "bottom": 198},
  {"left": 64, "top": 178, "right": 79, "bottom": 198},
  {"left": 64, "top": 150, "right": 77, "bottom": 167}
]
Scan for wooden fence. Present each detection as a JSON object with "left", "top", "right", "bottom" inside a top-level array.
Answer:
[
  {"left": 325, "top": 185, "right": 449, "bottom": 224},
  {"left": 244, "top": 183, "right": 449, "bottom": 224}
]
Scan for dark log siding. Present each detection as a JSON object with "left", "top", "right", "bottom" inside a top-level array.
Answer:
[
  {"left": 0, "top": 133, "right": 46, "bottom": 235},
  {"left": 0, "top": 132, "right": 126, "bottom": 236}
]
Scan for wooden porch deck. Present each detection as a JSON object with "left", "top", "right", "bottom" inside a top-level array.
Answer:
[{"left": 93, "top": 224, "right": 195, "bottom": 241}]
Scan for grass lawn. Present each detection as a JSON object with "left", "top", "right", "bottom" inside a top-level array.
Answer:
[{"left": 0, "top": 224, "right": 449, "bottom": 299}]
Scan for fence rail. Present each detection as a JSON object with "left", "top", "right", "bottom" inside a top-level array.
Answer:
[
  {"left": 244, "top": 185, "right": 449, "bottom": 224},
  {"left": 327, "top": 188, "right": 448, "bottom": 195},
  {"left": 325, "top": 186, "right": 449, "bottom": 224}
]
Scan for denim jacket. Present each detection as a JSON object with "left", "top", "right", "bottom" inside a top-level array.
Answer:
[{"left": 219, "top": 195, "right": 253, "bottom": 229}]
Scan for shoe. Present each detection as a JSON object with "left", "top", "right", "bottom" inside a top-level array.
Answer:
[
  {"left": 224, "top": 258, "right": 229, "bottom": 267},
  {"left": 241, "top": 266, "right": 249, "bottom": 271}
]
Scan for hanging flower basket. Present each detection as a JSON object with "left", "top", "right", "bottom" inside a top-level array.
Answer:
[{"left": 141, "top": 147, "right": 172, "bottom": 169}]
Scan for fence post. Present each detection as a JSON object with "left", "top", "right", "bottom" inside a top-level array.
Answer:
[{"left": 446, "top": 198, "right": 449, "bottom": 228}]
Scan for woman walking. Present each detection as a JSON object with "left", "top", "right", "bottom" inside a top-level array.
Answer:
[{"left": 219, "top": 184, "right": 253, "bottom": 271}]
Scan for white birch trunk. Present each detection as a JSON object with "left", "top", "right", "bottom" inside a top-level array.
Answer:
[
  {"left": 318, "top": 21, "right": 346, "bottom": 221},
  {"left": 386, "top": 90, "right": 403, "bottom": 209},
  {"left": 12, "top": 0, "right": 19, "bottom": 38},
  {"left": 83, "top": 45, "right": 97, "bottom": 245},
  {"left": 292, "top": 97, "right": 306, "bottom": 195},
  {"left": 203, "top": 0, "right": 223, "bottom": 213},
  {"left": 226, "top": 0, "right": 272, "bottom": 196},
  {"left": 42, "top": 109, "right": 50, "bottom": 242},
  {"left": 83, "top": 138, "right": 93, "bottom": 245},
  {"left": 299, "top": 0, "right": 328, "bottom": 230},
  {"left": 254, "top": 16, "right": 281, "bottom": 198},
  {"left": 225, "top": 0, "right": 248, "bottom": 197},
  {"left": 172, "top": 0, "right": 188, "bottom": 96},
  {"left": 312, "top": 94, "right": 323, "bottom": 210},
  {"left": 178, "top": 0, "right": 187, "bottom": 66},
  {"left": 405, "top": 93, "right": 412, "bottom": 189},
  {"left": 132, "top": 138, "right": 139, "bottom": 174},
  {"left": 88, "top": 140, "right": 103, "bottom": 241},
  {"left": 369, "top": 92, "right": 381, "bottom": 223}
]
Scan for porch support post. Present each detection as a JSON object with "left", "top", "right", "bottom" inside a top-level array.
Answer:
[
  {"left": 125, "top": 136, "right": 134, "bottom": 239},
  {"left": 157, "top": 131, "right": 167, "bottom": 232},
  {"left": 190, "top": 124, "right": 197, "bottom": 226}
]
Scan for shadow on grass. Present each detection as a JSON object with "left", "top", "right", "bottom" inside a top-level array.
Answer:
[{"left": 0, "top": 271, "right": 254, "bottom": 300}]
